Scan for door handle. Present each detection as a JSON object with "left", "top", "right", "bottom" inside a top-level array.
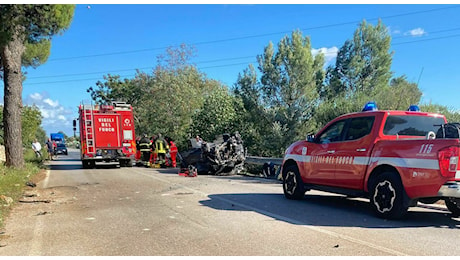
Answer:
[
  {"left": 327, "top": 150, "right": 335, "bottom": 154},
  {"left": 356, "top": 148, "right": 366, "bottom": 152}
]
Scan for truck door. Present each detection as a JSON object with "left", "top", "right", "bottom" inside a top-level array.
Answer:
[
  {"left": 309, "top": 119, "right": 347, "bottom": 186},
  {"left": 333, "top": 116, "right": 375, "bottom": 189}
]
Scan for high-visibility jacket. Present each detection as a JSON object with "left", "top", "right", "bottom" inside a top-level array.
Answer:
[{"left": 154, "top": 138, "right": 169, "bottom": 154}]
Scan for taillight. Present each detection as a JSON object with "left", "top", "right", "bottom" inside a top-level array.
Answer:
[{"left": 438, "top": 146, "right": 459, "bottom": 177}]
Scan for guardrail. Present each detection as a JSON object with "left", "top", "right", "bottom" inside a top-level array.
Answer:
[
  {"left": 244, "top": 156, "right": 283, "bottom": 178},
  {"left": 245, "top": 156, "right": 283, "bottom": 166}
]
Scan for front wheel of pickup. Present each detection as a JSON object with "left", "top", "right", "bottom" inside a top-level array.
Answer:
[
  {"left": 370, "top": 172, "right": 409, "bottom": 219},
  {"left": 282, "top": 165, "right": 305, "bottom": 200},
  {"left": 444, "top": 197, "right": 460, "bottom": 217}
]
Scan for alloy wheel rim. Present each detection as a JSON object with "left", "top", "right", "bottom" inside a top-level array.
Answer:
[
  {"left": 285, "top": 171, "right": 297, "bottom": 195},
  {"left": 373, "top": 180, "right": 396, "bottom": 213}
]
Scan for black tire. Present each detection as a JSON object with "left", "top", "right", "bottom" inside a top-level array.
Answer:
[
  {"left": 282, "top": 165, "right": 305, "bottom": 200},
  {"left": 119, "top": 160, "right": 126, "bottom": 167},
  {"left": 369, "top": 172, "right": 409, "bottom": 219},
  {"left": 82, "top": 160, "right": 91, "bottom": 169},
  {"left": 444, "top": 197, "right": 460, "bottom": 217},
  {"left": 126, "top": 159, "right": 133, "bottom": 167}
]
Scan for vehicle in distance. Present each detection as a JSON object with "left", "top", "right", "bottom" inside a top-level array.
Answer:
[
  {"left": 50, "top": 132, "right": 65, "bottom": 144},
  {"left": 281, "top": 103, "right": 460, "bottom": 219},
  {"left": 54, "top": 143, "right": 68, "bottom": 155}
]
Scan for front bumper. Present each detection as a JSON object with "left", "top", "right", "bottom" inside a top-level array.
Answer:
[{"left": 437, "top": 182, "right": 460, "bottom": 198}]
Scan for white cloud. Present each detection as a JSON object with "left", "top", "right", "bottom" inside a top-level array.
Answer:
[
  {"left": 24, "top": 92, "right": 74, "bottom": 135},
  {"left": 405, "top": 28, "right": 426, "bottom": 37},
  {"left": 312, "top": 46, "right": 339, "bottom": 65},
  {"left": 30, "top": 93, "right": 43, "bottom": 101},
  {"left": 43, "top": 98, "right": 59, "bottom": 108},
  {"left": 386, "top": 26, "right": 398, "bottom": 35}
]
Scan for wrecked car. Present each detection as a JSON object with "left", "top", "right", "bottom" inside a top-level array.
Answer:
[{"left": 179, "top": 132, "right": 246, "bottom": 175}]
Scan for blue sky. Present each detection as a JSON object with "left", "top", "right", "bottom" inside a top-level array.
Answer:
[{"left": 2, "top": 4, "right": 460, "bottom": 137}]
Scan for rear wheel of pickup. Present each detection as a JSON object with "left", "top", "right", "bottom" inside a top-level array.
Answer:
[
  {"left": 370, "top": 172, "right": 409, "bottom": 219},
  {"left": 444, "top": 198, "right": 460, "bottom": 217},
  {"left": 283, "top": 165, "right": 305, "bottom": 200}
]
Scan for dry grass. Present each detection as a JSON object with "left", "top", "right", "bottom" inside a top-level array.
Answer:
[{"left": 0, "top": 150, "right": 46, "bottom": 229}]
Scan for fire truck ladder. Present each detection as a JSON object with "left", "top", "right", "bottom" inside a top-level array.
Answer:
[{"left": 82, "top": 104, "right": 95, "bottom": 154}]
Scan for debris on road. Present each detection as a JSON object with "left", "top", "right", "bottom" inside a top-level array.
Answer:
[
  {"left": 19, "top": 199, "right": 51, "bottom": 203},
  {"left": 25, "top": 181, "right": 36, "bottom": 188}
]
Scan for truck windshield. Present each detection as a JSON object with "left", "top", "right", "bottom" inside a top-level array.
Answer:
[{"left": 383, "top": 115, "right": 445, "bottom": 136}]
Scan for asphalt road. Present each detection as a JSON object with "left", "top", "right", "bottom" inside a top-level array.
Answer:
[{"left": 1, "top": 149, "right": 459, "bottom": 256}]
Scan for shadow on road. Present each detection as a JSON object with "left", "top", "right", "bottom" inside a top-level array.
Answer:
[
  {"left": 47, "top": 157, "right": 123, "bottom": 171},
  {"left": 199, "top": 193, "right": 460, "bottom": 229}
]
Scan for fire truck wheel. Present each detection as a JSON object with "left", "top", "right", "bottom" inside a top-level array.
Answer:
[
  {"left": 444, "top": 197, "right": 460, "bottom": 217},
  {"left": 120, "top": 159, "right": 133, "bottom": 167},
  {"left": 370, "top": 171, "right": 409, "bottom": 219},
  {"left": 282, "top": 165, "right": 305, "bottom": 200},
  {"left": 82, "top": 160, "right": 91, "bottom": 169}
]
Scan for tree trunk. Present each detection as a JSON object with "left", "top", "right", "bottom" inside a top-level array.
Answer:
[{"left": 1, "top": 31, "right": 25, "bottom": 168}]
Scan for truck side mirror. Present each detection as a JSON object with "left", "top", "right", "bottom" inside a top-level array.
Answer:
[
  {"left": 72, "top": 119, "right": 76, "bottom": 131},
  {"left": 306, "top": 134, "right": 315, "bottom": 142}
]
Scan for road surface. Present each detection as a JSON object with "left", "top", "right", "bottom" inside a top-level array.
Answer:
[{"left": 1, "top": 149, "right": 459, "bottom": 256}]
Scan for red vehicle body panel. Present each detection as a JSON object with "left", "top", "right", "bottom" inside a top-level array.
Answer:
[{"left": 93, "top": 114, "right": 122, "bottom": 148}]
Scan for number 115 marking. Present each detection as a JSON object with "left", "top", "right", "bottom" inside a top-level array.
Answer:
[{"left": 419, "top": 144, "right": 433, "bottom": 154}]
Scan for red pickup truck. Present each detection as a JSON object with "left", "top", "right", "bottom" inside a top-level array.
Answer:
[{"left": 281, "top": 104, "right": 460, "bottom": 219}]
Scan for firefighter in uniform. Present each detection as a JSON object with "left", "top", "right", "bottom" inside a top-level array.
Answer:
[
  {"left": 139, "top": 134, "right": 151, "bottom": 167},
  {"left": 154, "top": 133, "right": 169, "bottom": 166}
]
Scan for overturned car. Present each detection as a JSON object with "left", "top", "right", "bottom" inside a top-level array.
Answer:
[{"left": 179, "top": 132, "right": 246, "bottom": 176}]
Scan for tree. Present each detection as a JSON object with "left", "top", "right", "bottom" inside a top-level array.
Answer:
[
  {"left": 233, "top": 64, "right": 269, "bottom": 155},
  {"left": 87, "top": 44, "right": 222, "bottom": 150},
  {"left": 0, "top": 4, "right": 75, "bottom": 168},
  {"left": 190, "top": 87, "right": 244, "bottom": 142},
  {"left": 256, "top": 30, "right": 324, "bottom": 155},
  {"left": 21, "top": 105, "right": 44, "bottom": 146},
  {"left": 421, "top": 103, "right": 460, "bottom": 123},
  {"left": 374, "top": 76, "right": 422, "bottom": 110},
  {"left": 325, "top": 20, "right": 393, "bottom": 99},
  {"left": 0, "top": 104, "right": 46, "bottom": 148},
  {"left": 315, "top": 20, "right": 397, "bottom": 128}
]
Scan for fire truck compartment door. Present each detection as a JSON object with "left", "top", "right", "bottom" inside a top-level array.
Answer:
[{"left": 93, "top": 114, "right": 122, "bottom": 148}]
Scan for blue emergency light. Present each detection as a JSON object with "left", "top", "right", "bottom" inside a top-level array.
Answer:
[
  {"left": 362, "top": 101, "right": 378, "bottom": 112},
  {"left": 407, "top": 104, "right": 421, "bottom": 112}
]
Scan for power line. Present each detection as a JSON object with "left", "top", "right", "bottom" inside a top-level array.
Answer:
[
  {"left": 393, "top": 33, "right": 460, "bottom": 45},
  {"left": 47, "top": 5, "right": 460, "bottom": 62},
  {"left": 24, "top": 62, "right": 254, "bottom": 85},
  {"left": 28, "top": 56, "right": 256, "bottom": 79},
  {"left": 26, "top": 27, "right": 460, "bottom": 82}
]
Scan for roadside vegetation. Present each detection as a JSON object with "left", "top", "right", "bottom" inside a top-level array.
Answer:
[{"left": 0, "top": 150, "right": 46, "bottom": 228}]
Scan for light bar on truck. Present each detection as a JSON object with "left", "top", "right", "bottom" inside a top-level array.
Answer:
[{"left": 362, "top": 101, "right": 378, "bottom": 112}]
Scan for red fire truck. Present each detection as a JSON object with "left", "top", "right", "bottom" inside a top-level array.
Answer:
[{"left": 75, "top": 101, "right": 137, "bottom": 168}]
